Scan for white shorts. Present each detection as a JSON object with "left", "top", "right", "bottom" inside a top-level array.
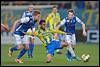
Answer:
[
  {"left": 14, "top": 34, "right": 29, "bottom": 45},
  {"left": 64, "top": 34, "right": 76, "bottom": 45}
]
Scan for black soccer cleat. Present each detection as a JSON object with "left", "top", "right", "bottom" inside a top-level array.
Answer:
[
  {"left": 56, "top": 51, "right": 62, "bottom": 54},
  {"left": 46, "top": 61, "right": 51, "bottom": 63}
]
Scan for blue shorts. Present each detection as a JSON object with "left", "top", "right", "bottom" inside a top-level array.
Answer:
[{"left": 46, "top": 40, "right": 61, "bottom": 55}]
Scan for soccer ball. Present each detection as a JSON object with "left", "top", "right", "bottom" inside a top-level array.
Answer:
[{"left": 81, "top": 54, "right": 90, "bottom": 62}]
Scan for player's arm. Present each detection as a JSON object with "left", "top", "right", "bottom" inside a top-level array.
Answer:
[
  {"left": 1, "top": 24, "right": 9, "bottom": 32},
  {"left": 76, "top": 16, "right": 87, "bottom": 36},
  {"left": 11, "top": 20, "right": 19, "bottom": 33},
  {"left": 50, "top": 29, "right": 66, "bottom": 35},
  {"left": 57, "top": 18, "right": 66, "bottom": 30},
  {"left": 11, "top": 17, "right": 30, "bottom": 33},
  {"left": 33, "top": 31, "right": 47, "bottom": 47},
  {"left": 24, "top": 30, "right": 47, "bottom": 46}
]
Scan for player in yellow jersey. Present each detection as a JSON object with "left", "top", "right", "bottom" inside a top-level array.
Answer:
[
  {"left": 46, "top": 6, "right": 62, "bottom": 54},
  {"left": 24, "top": 20, "right": 80, "bottom": 63}
]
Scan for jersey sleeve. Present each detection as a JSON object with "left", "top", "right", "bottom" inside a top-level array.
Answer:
[
  {"left": 19, "top": 17, "right": 30, "bottom": 23},
  {"left": 50, "top": 29, "right": 65, "bottom": 34},
  {"left": 25, "top": 30, "right": 38, "bottom": 36},
  {"left": 59, "top": 18, "right": 66, "bottom": 27},
  {"left": 76, "top": 16, "right": 84, "bottom": 24}
]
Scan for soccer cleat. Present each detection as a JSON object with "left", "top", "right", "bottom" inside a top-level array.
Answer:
[
  {"left": 66, "top": 52, "right": 72, "bottom": 62},
  {"left": 8, "top": 47, "right": 13, "bottom": 57},
  {"left": 56, "top": 51, "right": 62, "bottom": 54},
  {"left": 56, "top": 50, "right": 62, "bottom": 54},
  {"left": 28, "top": 54, "right": 33, "bottom": 58},
  {"left": 15, "top": 59, "right": 23, "bottom": 63},
  {"left": 66, "top": 57, "right": 73, "bottom": 62},
  {"left": 72, "top": 56, "right": 81, "bottom": 61},
  {"left": 46, "top": 61, "right": 51, "bottom": 63}
]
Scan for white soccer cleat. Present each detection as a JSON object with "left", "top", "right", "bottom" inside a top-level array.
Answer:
[{"left": 8, "top": 47, "right": 13, "bottom": 57}]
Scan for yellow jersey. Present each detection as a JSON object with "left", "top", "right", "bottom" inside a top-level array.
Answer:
[
  {"left": 46, "top": 12, "right": 61, "bottom": 30},
  {"left": 26, "top": 29, "right": 65, "bottom": 47}
]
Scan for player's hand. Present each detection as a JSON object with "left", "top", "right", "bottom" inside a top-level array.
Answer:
[
  {"left": 83, "top": 31, "right": 87, "bottom": 36},
  {"left": 22, "top": 32, "right": 26, "bottom": 35}
]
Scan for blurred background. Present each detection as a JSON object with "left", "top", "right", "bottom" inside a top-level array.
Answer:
[{"left": 1, "top": 1, "right": 99, "bottom": 45}]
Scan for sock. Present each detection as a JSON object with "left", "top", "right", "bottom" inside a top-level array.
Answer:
[
  {"left": 28, "top": 43, "right": 34, "bottom": 56},
  {"left": 67, "top": 50, "right": 72, "bottom": 59},
  {"left": 10, "top": 46, "right": 18, "bottom": 52},
  {"left": 67, "top": 46, "right": 75, "bottom": 57},
  {"left": 17, "top": 48, "right": 27, "bottom": 59}
]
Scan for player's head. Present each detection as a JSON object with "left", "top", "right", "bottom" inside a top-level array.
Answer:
[
  {"left": 67, "top": 9, "right": 75, "bottom": 19},
  {"left": 33, "top": 10, "right": 41, "bottom": 22},
  {"left": 52, "top": 6, "right": 58, "bottom": 13},
  {"left": 39, "top": 20, "right": 46, "bottom": 30},
  {"left": 28, "top": 5, "right": 33, "bottom": 12}
]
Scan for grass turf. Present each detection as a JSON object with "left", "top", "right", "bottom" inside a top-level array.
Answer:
[{"left": 1, "top": 43, "right": 99, "bottom": 66}]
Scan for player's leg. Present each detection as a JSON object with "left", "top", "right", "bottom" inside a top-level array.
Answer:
[
  {"left": 27, "top": 36, "right": 35, "bottom": 58},
  {"left": 8, "top": 35, "right": 24, "bottom": 57},
  {"left": 71, "top": 34, "right": 81, "bottom": 61},
  {"left": 71, "top": 34, "right": 76, "bottom": 49},
  {"left": 27, "top": 29, "right": 35, "bottom": 58},
  {"left": 65, "top": 34, "right": 81, "bottom": 61},
  {"left": 65, "top": 35, "right": 76, "bottom": 61},
  {"left": 46, "top": 42, "right": 54, "bottom": 63},
  {"left": 15, "top": 35, "right": 29, "bottom": 63},
  {"left": 55, "top": 34, "right": 62, "bottom": 54},
  {"left": 15, "top": 47, "right": 27, "bottom": 63}
]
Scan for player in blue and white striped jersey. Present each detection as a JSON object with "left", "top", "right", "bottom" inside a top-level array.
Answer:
[
  {"left": 8, "top": 10, "right": 41, "bottom": 63},
  {"left": 58, "top": 9, "right": 86, "bottom": 61},
  {"left": 21, "top": 5, "right": 38, "bottom": 58}
]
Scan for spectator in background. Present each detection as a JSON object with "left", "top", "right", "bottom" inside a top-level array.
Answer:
[
  {"left": 88, "top": 1, "right": 99, "bottom": 10},
  {"left": 14, "top": 1, "right": 24, "bottom": 6},
  {"left": 85, "top": 1, "right": 92, "bottom": 9}
]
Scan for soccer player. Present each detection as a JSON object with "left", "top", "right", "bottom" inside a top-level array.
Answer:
[
  {"left": 8, "top": 10, "right": 41, "bottom": 63},
  {"left": 21, "top": 5, "right": 38, "bottom": 58},
  {"left": 58, "top": 9, "right": 86, "bottom": 61},
  {"left": 46, "top": 6, "right": 62, "bottom": 54},
  {"left": 25, "top": 20, "right": 79, "bottom": 63}
]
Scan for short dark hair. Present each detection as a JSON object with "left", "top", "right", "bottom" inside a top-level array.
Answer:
[
  {"left": 53, "top": 6, "right": 57, "bottom": 8},
  {"left": 39, "top": 20, "right": 45, "bottom": 25},
  {"left": 67, "top": 9, "right": 75, "bottom": 14},
  {"left": 33, "top": 10, "right": 40, "bottom": 16}
]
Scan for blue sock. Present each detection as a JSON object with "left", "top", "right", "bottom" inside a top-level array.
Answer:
[
  {"left": 67, "top": 50, "right": 72, "bottom": 59},
  {"left": 17, "top": 48, "right": 27, "bottom": 59},
  {"left": 28, "top": 44, "right": 34, "bottom": 56},
  {"left": 10, "top": 46, "right": 18, "bottom": 52}
]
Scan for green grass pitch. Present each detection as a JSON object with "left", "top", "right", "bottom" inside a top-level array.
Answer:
[{"left": 1, "top": 43, "right": 99, "bottom": 66}]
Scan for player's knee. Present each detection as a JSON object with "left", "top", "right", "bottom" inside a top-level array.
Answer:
[
  {"left": 67, "top": 42, "right": 72, "bottom": 47},
  {"left": 24, "top": 44, "right": 29, "bottom": 50},
  {"left": 18, "top": 44, "right": 24, "bottom": 49},
  {"left": 60, "top": 41, "right": 68, "bottom": 47}
]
